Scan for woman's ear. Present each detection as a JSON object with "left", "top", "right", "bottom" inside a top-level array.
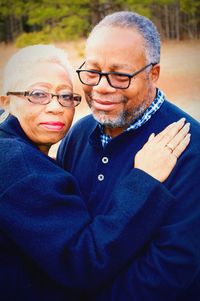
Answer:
[{"left": 0, "top": 95, "right": 10, "bottom": 110}]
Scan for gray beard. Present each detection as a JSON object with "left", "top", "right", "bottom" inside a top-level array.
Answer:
[{"left": 91, "top": 101, "right": 148, "bottom": 129}]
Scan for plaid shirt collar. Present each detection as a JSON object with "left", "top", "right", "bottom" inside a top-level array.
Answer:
[{"left": 99, "top": 88, "right": 165, "bottom": 148}]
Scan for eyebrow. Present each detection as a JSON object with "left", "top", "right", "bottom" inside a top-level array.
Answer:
[
  {"left": 85, "top": 60, "right": 134, "bottom": 72},
  {"left": 56, "top": 84, "right": 72, "bottom": 90},
  {"left": 110, "top": 63, "right": 135, "bottom": 72},
  {"left": 28, "top": 82, "right": 51, "bottom": 90},
  {"left": 28, "top": 83, "right": 72, "bottom": 90}
]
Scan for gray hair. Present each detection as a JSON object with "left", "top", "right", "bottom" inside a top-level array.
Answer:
[
  {"left": 3, "top": 44, "right": 73, "bottom": 94},
  {"left": 88, "top": 11, "right": 160, "bottom": 65}
]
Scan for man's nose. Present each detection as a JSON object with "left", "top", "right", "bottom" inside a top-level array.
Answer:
[{"left": 93, "top": 75, "right": 116, "bottom": 93}]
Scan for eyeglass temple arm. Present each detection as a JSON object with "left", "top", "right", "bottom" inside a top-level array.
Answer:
[
  {"left": 77, "top": 61, "right": 86, "bottom": 70},
  {"left": 131, "top": 63, "right": 153, "bottom": 78},
  {"left": 6, "top": 92, "right": 28, "bottom": 96}
]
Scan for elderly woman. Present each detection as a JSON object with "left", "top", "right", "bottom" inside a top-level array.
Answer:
[{"left": 0, "top": 45, "right": 190, "bottom": 301}]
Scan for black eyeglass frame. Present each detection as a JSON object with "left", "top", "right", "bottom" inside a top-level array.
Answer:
[
  {"left": 6, "top": 91, "right": 82, "bottom": 107},
  {"left": 76, "top": 61, "right": 156, "bottom": 89}
]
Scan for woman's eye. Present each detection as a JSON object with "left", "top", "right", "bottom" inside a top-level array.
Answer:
[
  {"left": 60, "top": 93, "right": 71, "bottom": 100},
  {"left": 31, "top": 90, "right": 47, "bottom": 98}
]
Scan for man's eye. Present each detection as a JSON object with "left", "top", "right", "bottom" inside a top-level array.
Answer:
[
  {"left": 86, "top": 71, "right": 99, "bottom": 78},
  {"left": 111, "top": 74, "right": 129, "bottom": 82}
]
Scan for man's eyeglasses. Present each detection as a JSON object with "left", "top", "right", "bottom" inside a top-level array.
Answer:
[
  {"left": 7, "top": 90, "right": 81, "bottom": 107},
  {"left": 76, "top": 62, "right": 155, "bottom": 89}
]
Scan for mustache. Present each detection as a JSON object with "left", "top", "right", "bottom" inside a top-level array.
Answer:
[{"left": 89, "top": 92, "right": 127, "bottom": 104}]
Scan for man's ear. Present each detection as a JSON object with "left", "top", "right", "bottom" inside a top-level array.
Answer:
[
  {"left": 150, "top": 64, "right": 160, "bottom": 82},
  {"left": 0, "top": 95, "right": 10, "bottom": 110}
]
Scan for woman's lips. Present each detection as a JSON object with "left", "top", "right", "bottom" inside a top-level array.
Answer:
[{"left": 40, "top": 122, "right": 65, "bottom": 131}]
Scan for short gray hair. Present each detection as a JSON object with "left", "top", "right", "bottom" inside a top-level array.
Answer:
[
  {"left": 88, "top": 11, "right": 160, "bottom": 65},
  {"left": 3, "top": 44, "right": 73, "bottom": 94}
]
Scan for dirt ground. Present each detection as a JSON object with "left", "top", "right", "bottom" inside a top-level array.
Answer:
[
  {"left": 1, "top": 40, "right": 199, "bottom": 156},
  {"left": 0, "top": 40, "right": 199, "bottom": 123},
  {"left": 1, "top": 39, "right": 200, "bottom": 126}
]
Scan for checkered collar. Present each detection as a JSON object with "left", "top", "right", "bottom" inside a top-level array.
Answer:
[{"left": 99, "top": 88, "right": 165, "bottom": 148}]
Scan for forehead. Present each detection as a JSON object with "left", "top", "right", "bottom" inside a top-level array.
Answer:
[
  {"left": 86, "top": 26, "right": 146, "bottom": 68},
  {"left": 12, "top": 61, "right": 72, "bottom": 90}
]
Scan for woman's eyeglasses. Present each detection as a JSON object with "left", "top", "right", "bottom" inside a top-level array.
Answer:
[{"left": 7, "top": 90, "right": 82, "bottom": 107}]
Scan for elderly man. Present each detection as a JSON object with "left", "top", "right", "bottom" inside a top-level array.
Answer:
[{"left": 58, "top": 11, "right": 200, "bottom": 301}]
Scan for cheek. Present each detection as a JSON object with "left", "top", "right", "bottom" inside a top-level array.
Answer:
[
  {"left": 64, "top": 109, "right": 75, "bottom": 127},
  {"left": 9, "top": 101, "right": 27, "bottom": 121},
  {"left": 126, "top": 80, "right": 148, "bottom": 99},
  {"left": 19, "top": 112, "right": 39, "bottom": 136},
  {"left": 82, "top": 85, "right": 92, "bottom": 95},
  {"left": 10, "top": 101, "right": 42, "bottom": 131}
]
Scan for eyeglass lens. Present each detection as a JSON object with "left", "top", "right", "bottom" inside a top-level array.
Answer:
[
  {"left": 29, "top": 90, "right": 80, "bottom": 107},
  {"left": 79, "top": 71, "right": 130, "bottom": 88}
]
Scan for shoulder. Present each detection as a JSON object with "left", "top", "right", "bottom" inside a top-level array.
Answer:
[
  {"left": 63, "top": 114, "right": 97, "bottom": 143},
  {"left": 0, "top": 137, "right": 31, "bottom": 175},
  {"left": 156, "top": 100, "right": 200, "bottom": 184},
  {"left": 57, "top": 114, "right": 98, "bottom": 168},
  {"left": 0, "top": 137, "right": 32, "bottom": 193},
  {"left": 70, "top": 114, "right": 97, "bottom": 134},
  {"left": 58, "top": 114, "right": 97, "bottom": 152},
  {"left": 0, "top": 135, "right": 74, "bottom": 193},
  {"left": 160, "top": 100, "right": 200, "bottom": 148},
  {"left": 160, "top": 100, "right": 199, "bottom": 128}
]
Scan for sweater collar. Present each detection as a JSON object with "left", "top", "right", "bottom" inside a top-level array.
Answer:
[
  {"left": 0, "top": 114, "right": 37, "bottom": 148},
  {"left": 89, "top": 88, "right": 165, "bottom": 147}
]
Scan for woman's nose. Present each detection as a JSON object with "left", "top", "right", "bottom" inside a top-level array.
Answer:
[{"left": 45, "top": 96, "right": 64, "bottom": 113}]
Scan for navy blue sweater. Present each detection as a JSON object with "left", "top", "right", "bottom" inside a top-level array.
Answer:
[
  {"left": 0, "top": 115, "right": 173, "bottom": 301},
  {"left": 58, "top": 99, "right": 200, "bottom": 301}
]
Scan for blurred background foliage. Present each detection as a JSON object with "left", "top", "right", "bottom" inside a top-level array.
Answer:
[{"left": 0, "top": 0, "right": 199, "bottom": 47}]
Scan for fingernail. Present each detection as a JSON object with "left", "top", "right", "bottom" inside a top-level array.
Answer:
[
  {"left": 185, "top": 122, "right": 190, "bottom": 129},
  {"left": 177, "top": 117, "right": 186, "bottom": 124}
]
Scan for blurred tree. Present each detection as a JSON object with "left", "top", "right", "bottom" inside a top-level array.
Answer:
[
  {"left": 0, "top": 0, "right": 25, "bottom": 42},
  {"left": 180, "top": 0, "right": 200, "bottom": 39},
  {"left": 0, "top": 0, "right": 199, "bottom": 45}
]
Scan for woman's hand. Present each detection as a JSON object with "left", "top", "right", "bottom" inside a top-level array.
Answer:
[{"left": 134, "top": 118, "right": 190, "bottom": 182}]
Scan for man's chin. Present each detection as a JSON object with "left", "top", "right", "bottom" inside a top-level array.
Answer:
[{"left": 91, "top": 110, "right": 126, "bottom": 128}]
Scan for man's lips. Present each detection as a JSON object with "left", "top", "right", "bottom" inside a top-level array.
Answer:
[
  {"left": 92, "top": 98, "right": 121, "bottom": 110},
  {"left": 40, "top": 122, "right": 65, "bottom": 131}
]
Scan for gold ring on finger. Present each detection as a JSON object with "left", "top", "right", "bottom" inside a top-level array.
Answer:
[{"left": 166, "top": 144, "right": 174, "bottom": 152}]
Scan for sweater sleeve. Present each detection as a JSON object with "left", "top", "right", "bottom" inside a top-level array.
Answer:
[
  {"left": 0, "top": 163, "right": 174, "bottom": 292},
  {"left": 95, "top": 154, "right": 200, "bottom": 301}
]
